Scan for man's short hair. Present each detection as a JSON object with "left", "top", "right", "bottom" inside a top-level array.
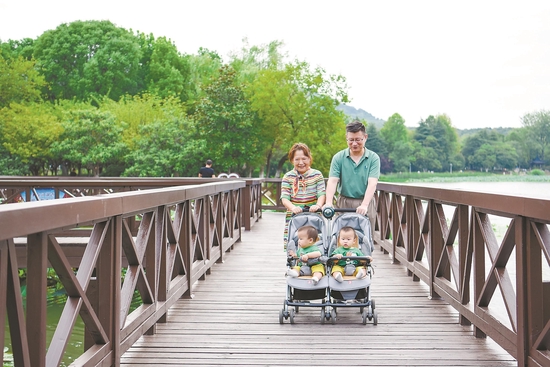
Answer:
[
  {"left": 206, "top": 159, "right": 213, "bottom": 165},
  {"left": 346, "top": 120, "right": 366, "bottom": 134}
]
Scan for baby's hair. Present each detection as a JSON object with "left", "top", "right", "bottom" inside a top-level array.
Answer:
[
  {"left": 338, "top": 226, "right": 359, "bottom": 248},
  {"left": 298, "top": 225, "right": 319, "bottom": 241}
]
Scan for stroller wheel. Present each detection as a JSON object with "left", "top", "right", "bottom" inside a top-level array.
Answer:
[
  {"left": 289, "top": 308, "right": 296, "bottom": 324},
  {"left": 295, "top": 306, "right": 299, "bottom": 313},
  {"left": 362, "top": 309, "right": 368, "bottom": 325},
  {"left": 370, "top": 299, "right": 376, "bottom": 310},
  {"left": 359, "top": 306, "right": 365, "bottom": 314},
  {"left": 372, "top": 309, "right": 378, "bottom": 325},
  {"left": 330, "top": 309, "right": 337, "bottom": 324},
  {"left": 279, "top": 309, "right": 284, "bottom": 324},
  {"left": 320, "top": 308, "right": 326, "bottom": 324}
]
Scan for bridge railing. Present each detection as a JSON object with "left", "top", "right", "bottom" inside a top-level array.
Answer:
[
  {"left": 261, "top": 179, "right": 550, "bottom": 367},
  {"left": 0, "top": 179, "right": 262, "bottom": 367}
]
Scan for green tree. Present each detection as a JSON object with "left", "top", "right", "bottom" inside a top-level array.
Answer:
[
  {"left": 507, "top": 128, "right": 534, "bottom": 168},
  {"left": 414, "top": 114, "right": 459, "bottom": 172},
  {"left": 0, "top": 142, "right": 28, "bottom": 175},
  {"left": 33, "top": 20, "right": 142, "bottom": 101},
  {"left": 51, "top": 109, "right": 127, "bottom": 176},
  {"left": 494, "top": 141, "right": 518, "bottom": 170},
  {"left": 124, "top": 117, "right": 201, "bottom": 177},
  {"left": 522, "top": 110, "right": 550, "bottom": 162},
  {"left": 186, "top": 48, "right": 223, "bottom": 105},
  {"left": 98, "top": 93, "right": 186, "bottom": 151},
  {"left": 0, "top": 38, "right": 35, "bottom": 60},
  {"left": 0, "top": 50, "right": 46, "bottom": 107},
  {"left": 146, "top": 36, "right": 191, "bottom": 101},
  {"left": 247, "top": 60, "right": 348, "bottom": 177},
  {"left": 380, "top": 113, "right": 408, "bottom": 152},
  {"left": 471, "top": 143, "right": 496, "bottom": 171},
  {"left": 193, "top": 65, "right": 264, "bottom": 176},
  {"left": 0, "top": 102, "right": 62, "bottom": 175}
]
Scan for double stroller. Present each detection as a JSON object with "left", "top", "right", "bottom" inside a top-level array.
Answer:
[{"left": 279, "top": 209, "right": 377, "bottom": 325}]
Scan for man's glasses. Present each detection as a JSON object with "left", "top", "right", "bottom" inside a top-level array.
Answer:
[{"left": 346, "top": 138, "right": 364, "bottom": 143}]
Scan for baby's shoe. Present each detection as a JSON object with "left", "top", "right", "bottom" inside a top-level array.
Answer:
[
  {"left": 286, "top": 269, "right": 299, "bottom": 277},
  {"left": 356, "top": 268, "right": 367, "bottom": 279},
  {"left": 311, "top": 276, "right": 319, "bottom": 285},
  {"left": 334, "top": 272, "right": 343, "bottom": 283}
]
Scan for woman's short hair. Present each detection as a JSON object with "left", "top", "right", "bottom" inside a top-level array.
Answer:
[{"left": 288, "top": 143, "right": 313, "bottom": 164}]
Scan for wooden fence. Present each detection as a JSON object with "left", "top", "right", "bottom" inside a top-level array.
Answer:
[
  {"left": 1, "top": 179, "right": 262, "bottom": 367},
  {"left": 261, "top": 179, "right": 550, "bottom": 367}
]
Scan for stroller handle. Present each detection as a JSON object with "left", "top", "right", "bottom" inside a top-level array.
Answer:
[
  {"left": 290, "top": 205, "right": 322, "bottom": 216},
  {"left": 322, "top": 207, "right": 361, "bottom": 219}
]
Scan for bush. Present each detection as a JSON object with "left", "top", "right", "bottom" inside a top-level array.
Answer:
[{"left": 530, "top": 169, "right": 545, "bottom": 176}]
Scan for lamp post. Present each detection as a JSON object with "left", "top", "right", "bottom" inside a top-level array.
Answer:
[{"left": 450, "top": 163, "right": 453, "bottom": 174}]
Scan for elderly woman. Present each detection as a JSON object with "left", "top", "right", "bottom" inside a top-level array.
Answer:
[{"left": 280, "top": 143, "right": 326, "bottom": 249}]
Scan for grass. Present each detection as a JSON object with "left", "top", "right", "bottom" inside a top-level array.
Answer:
[{"left": 380, "top": 171, "right": 550, "bottom": 183}]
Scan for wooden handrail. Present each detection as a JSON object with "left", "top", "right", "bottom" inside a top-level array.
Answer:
[
  {"left": 261, "top": 179, "right": 550, "bottom": 367},
  {"left": 0, "top": 179, "right": 263, "bottom": 367}
]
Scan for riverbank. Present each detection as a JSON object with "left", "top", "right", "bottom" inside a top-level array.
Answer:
[{"left": 380, "top": 171, "right": 550, "bottom": 183}]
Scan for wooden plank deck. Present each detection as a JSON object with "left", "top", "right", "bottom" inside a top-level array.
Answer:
[{"left": 121, "top": 211, "right": 516, "bottom": 367}]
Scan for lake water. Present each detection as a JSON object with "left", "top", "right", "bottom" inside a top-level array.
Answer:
[{"left": 402, "top": 181, "right": 550, "bottom": 199}]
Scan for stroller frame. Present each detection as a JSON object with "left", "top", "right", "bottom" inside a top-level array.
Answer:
[{"left": 279, "top": 209, "right": 378, "bottom": 325}]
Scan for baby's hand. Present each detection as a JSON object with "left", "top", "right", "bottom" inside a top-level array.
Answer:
[
  {"left": 346, "top": 251, "right": 353, "bottom": 257},
  {"left": 334, "top": 254, "right": 342, "bottom": 259},
  {"left": 301, "top": 254, "right": 309, "bottom": 262}
]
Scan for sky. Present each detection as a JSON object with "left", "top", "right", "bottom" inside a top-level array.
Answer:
[{"left": 1, "top": 0, "right": 549, "bottom": 130}]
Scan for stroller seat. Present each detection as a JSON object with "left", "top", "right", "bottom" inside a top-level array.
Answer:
[
  {"left": 325, "top": 211, "right": 377, "bottom": 325},
  {"left": 279, "top": 212, "right": 330, "bottom": 324}
]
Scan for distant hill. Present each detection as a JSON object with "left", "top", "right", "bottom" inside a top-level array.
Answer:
[{"left": 337, "top": 104, "right": 386, "bottom": 129}]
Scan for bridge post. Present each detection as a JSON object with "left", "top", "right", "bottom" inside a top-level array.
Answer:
[{"left": 26, "top": 233, "right": 48, "bottom": 367}]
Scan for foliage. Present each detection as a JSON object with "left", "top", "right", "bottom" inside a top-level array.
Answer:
[
  {"left": 33, "top": 20, "right": 142, "bottom": 101},
  {"left": 0, "top": 102, "right": 63, "bottom": 175},
  {"left": 51, "top": 109, "right": 127, "bottom": 176},
  {"left": 247, "top": 60, "right": 348, "bottom": 177},
  {"left": 124, "top": 116, "right": 201, "bottom": 177},
  {"left": 522, "top": 110, "right": 550, "bottom": 162},
  {"left": 0, "top": 50, "right": 46, "bottom": 107},
  {"left": 193, "top": 65, "right": 264, "bottom": 176},
  {"left": 98, "top": 93, "right": 186, "bottom": 150},
  {"left": 530, "top": 169, "right": 545, "bottom": 175},
  {"left": 145, "top": 36, "right": 191, "bottom": 102},
  {"left": 2, "top": 20, "right": 549, "bottom": 178},
  {"left": 186, "top": 47, "right": 223, "bottom": 106},
  {"left": 413, "top": 114, "right": 460, "bottom": 172}
]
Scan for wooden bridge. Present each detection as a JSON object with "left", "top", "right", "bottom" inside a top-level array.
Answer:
[{"left": 1, "top": 178, "right": 549, "bottom": 366}]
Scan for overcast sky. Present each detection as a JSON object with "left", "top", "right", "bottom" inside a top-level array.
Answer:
[{"left": 1, "top": 0, "right": 549, "bottom": 130}]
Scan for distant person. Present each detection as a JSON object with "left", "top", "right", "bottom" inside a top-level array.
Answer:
[
  {"left": 198, "top": 159, "right": 216, "bottom": 178},
  {"left": 70, "top": 169, "right": 77, "bottom": 177}
]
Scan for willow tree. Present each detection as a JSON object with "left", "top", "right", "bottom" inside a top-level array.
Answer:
[{"left": 247, "top": 60, "right": 348, "bottom": 177}]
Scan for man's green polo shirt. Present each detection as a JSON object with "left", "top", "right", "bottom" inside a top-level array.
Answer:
[{"left": 329, "top": 148, "right": 380, "bottom": 199}]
